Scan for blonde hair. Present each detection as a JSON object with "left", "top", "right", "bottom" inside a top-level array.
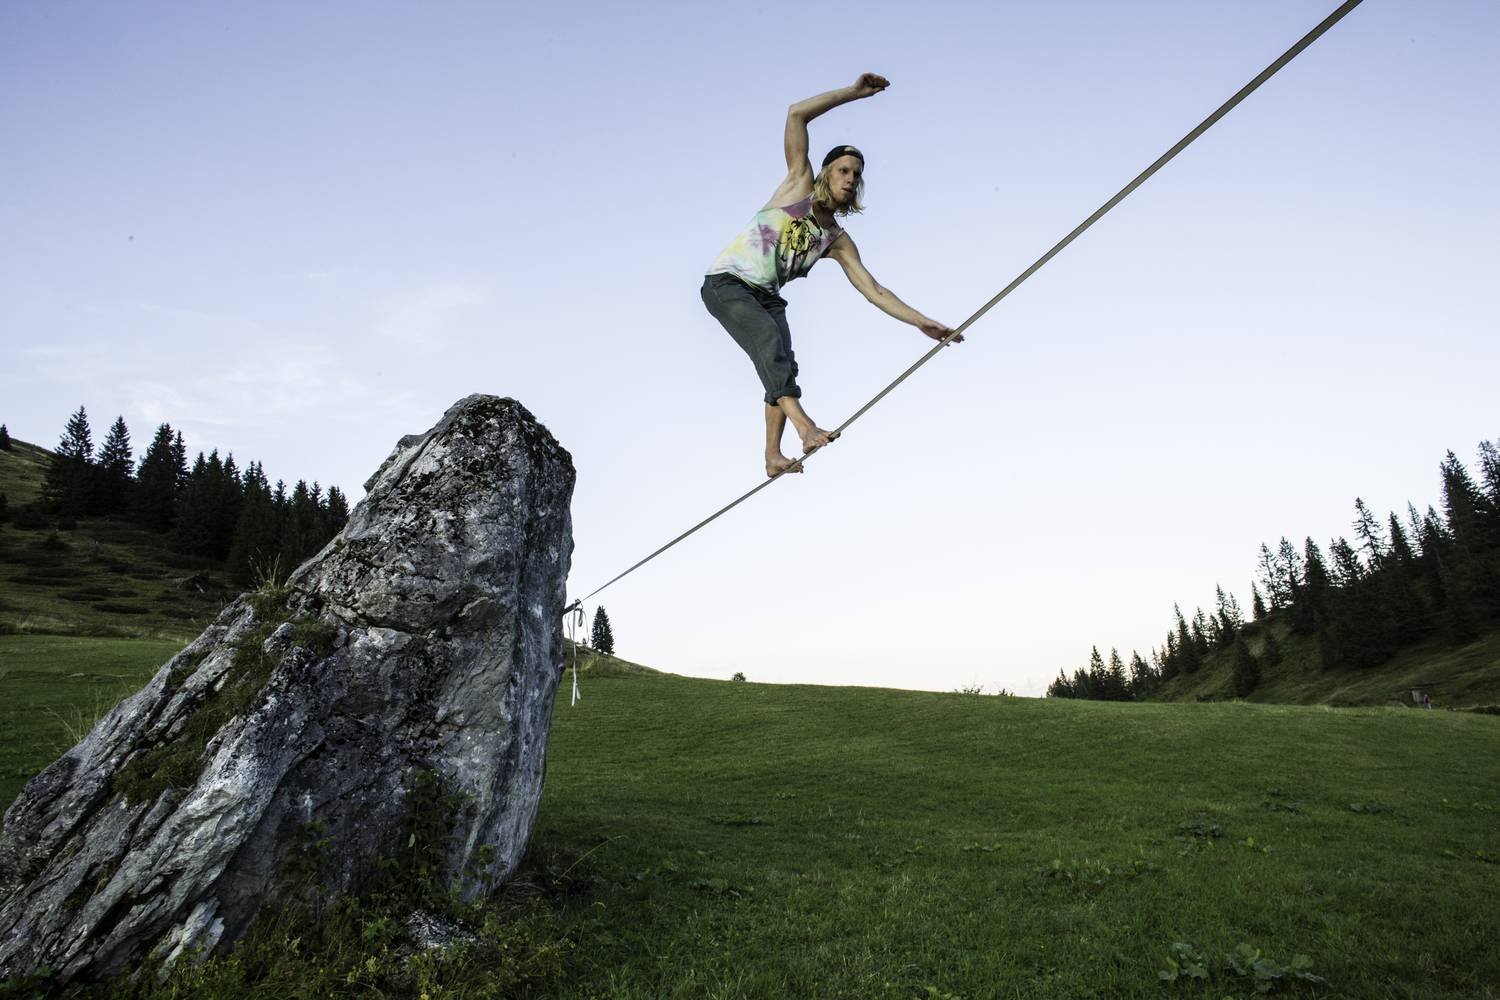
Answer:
[{"left": 812, "top": 162, "right": 865, "bottom": 217}]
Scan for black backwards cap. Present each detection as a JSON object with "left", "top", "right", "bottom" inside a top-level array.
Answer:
[{"left": 821, "top": 145, "right": 865, "bottom": 169}]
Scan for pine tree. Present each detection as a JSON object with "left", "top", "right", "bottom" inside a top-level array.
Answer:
[
  {"left": 1407, "top": 503, "right": 1427, "bottom": 557},
  {"left": 171, "top": 431, "right": 189, "bottom": 491},
  {"left": 1086, "top": 647, "right": 1107, "bottom": 699},
  {"left": 324, "top": 486, "right": 350, "bottom": 535},
  {"left": 1129, "top": 651, "right": 1154, "bottom": 698},
  {"left": 1106, "top": 648, "right": 1129, "bottom": 701},
  {"left": 1257, "top": 544, "right": 1289, "bottom": 610},
  {"left": 193, "top": 453, "right": 244, "bottom": 561},
  {"left": 172, "top": 452, "right": 216, "bottom": 557},
  {"left": 1174, "top": 605, "right": 1201, "bottom": 674},
  {"left": 1251, "top": 583, "right": 1267, "bottom": 622},
  {"left": 1352, "top": 498, "right": 1387, "bottom": 569},
  {"left": 1441, "top": 451, "right": 1491, "bottom": 554},
  {"left": 1432, "top": 545, "right": 1479, "bottom": 643},
  {"left": 1292, "top": 538, "right": 1331, "bottom": 636},
  {"left": 591, "top": 606, "right": 615, "bottom": 655},
  {"left": 1477, "top": 440, "right": 1500, "bottom": 527},
  {"left": 279, "top": 479, "right": 321, "bottom": 572},
  {"left": 1190, "top": 607, "right": 1212, "bottom": 656},
  {"left": 1160, "top": 631, "right": 1180, "bottom": 679},
  {"left": 1231, "top": 634, "right": 1261, "bottom": 697},
  {"left": 227, "top": 463, "right": 279, "bottom": 584},
  {"left": 1071, "top": 668, "right": 1093, "bottom": 700},
  {"left": 1277, "top": 537, "right": 1305, "bottom": 614},
  {"left": 96, "top": 416, "right": 134, "bottom": 515},
  {"left": 1440, "top": 450, "right": 1499, "bottom": 609},
  {"left": 1387, "top": 513, "right": 1416, "bottom": 568},
  {"left": 0, "top": 424, "right": 11, "bottom": 450},
  {"left": 1213, "top": 585, "right": 1242, "bottom": 649},
  {"left": 1328, "top": 537, "right": 1363, "bottom": 588},
  {"left": 45, "top": 406, "right": 95, "bottom": 516},
  {"left": 1326, "top": 536, "right": 1394, "bottom": 668},
  {"left": 133, "top": 424, "right": 181, "bottom": 531},
  {"left": 1046, "top": 671, "right": 1075, "bottom": 699},
  {"left": 1379, "top": 510, "right": 1423, "bottom": 644}
]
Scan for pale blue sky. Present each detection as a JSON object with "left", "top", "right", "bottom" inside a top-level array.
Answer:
[{"left": 4, "top": 1, "right": 1496, "bottom": 694}]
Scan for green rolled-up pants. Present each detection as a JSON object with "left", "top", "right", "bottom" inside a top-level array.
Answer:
[{"left": 701, "top": 272, "right": 801, "bottom": 406}]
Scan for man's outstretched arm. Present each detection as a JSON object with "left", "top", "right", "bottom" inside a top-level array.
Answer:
[{"left": 827, "top": 234, "right": 959, "bottom": 343}]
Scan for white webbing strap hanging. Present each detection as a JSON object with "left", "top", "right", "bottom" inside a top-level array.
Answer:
[{"left": 564, "top": 600, "right": 585, "bottom": 706}]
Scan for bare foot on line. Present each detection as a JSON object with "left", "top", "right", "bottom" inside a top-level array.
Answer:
[
  {"left": 800, "top": 426, "right": 838, "bottom": 454},
  {"left": 766, "top": 454, "right": 804, "bottom": 477}
]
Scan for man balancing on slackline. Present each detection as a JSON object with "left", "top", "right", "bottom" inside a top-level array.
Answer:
[{"left": 701, "top": 72, "right": 959, "bottom": 477}]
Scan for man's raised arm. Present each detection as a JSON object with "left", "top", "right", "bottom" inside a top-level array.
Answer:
[{"left": 783, "top": 73, "right": 890, "bottom": 174}]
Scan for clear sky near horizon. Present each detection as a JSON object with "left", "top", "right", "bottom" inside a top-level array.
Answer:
[{"left": 3, "top": 2, "right": 1496, "bottom": 696}]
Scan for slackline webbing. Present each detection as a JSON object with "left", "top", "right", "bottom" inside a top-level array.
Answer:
[{"left": 578, "top": 0, "right": 1364, "bottom": 606}]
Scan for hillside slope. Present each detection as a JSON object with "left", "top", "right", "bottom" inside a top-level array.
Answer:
[
  {"left": 1149, "top": 619, "right": 1500, "bottom": 710},
  {"left": 0, "top": 437, "right": 233, "bottom": 641}
]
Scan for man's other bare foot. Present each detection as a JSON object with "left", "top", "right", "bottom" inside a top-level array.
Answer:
[
  {"left": 799, "top": 426, "right": 838, "bottom": 454},
  {"left": 766, "top": 453, "right": 804, "bottom": 477}
]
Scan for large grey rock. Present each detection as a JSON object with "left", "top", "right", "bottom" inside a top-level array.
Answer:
[{"left": 0, "top": 395, "right": 575, "bottom": 982}]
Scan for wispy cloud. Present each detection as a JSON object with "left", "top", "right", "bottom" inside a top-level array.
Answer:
[
  {"left": 126, "top": 343, "right": 426, "bottom": 442},
  {"left": 375, "top": 281, "right": 491, "bottom": 347}
]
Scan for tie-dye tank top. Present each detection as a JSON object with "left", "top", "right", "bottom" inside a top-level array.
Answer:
[{"left": 706, "top": 193, "right": 845, "bottom": 294}]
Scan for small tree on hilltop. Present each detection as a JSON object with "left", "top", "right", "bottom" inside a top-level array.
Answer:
[
  {"left": 96, "top": 416, "right": 135, "bottom": 515},
  {"left": 0, "top": 424, "right": 11, "bottom": 450},
  {"left": 1106, "top": 648, "right": 1129, "bottom": 701},
  {"left": 591, "top": 606, "right": 614, "bottom": 656},
  {"left": 133, "top": 423, "right": 182, "bottom": 532},
  {"left": 46, "top": 405, "right": 95, "bottom": 516}
]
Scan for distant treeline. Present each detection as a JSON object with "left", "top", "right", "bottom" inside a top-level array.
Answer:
[
  {"left": 1048, "top": 439, "right": 1500, "bottom": 701},
  {"left": 2, "top": 407, "right": 348, "bottom": 585}
]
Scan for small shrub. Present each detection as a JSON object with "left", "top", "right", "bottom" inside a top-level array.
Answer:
[
  {"left": 1160, "top": 940, "right": 1325, "bottom": 991},
  {"left": 731, "top": 672, "right": 746, "bottom": 682}
]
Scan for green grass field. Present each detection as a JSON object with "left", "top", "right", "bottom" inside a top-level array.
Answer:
[
  {"left": 4, "top": 652, "right": 1497, "bottom": 998},
  {"left": 0, "top": 635, "right": 180, "bottom": 807}
]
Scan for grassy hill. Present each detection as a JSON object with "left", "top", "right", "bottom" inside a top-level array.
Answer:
[
  {"left": 0, "top": 438, "right": 234, "bottom": 641},
  {"left": 1148, "top": 619, "right": 1500, "bottom": 710},
  {"left": 3, "top": 665, "right": 1498, "bottom": 998}
]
